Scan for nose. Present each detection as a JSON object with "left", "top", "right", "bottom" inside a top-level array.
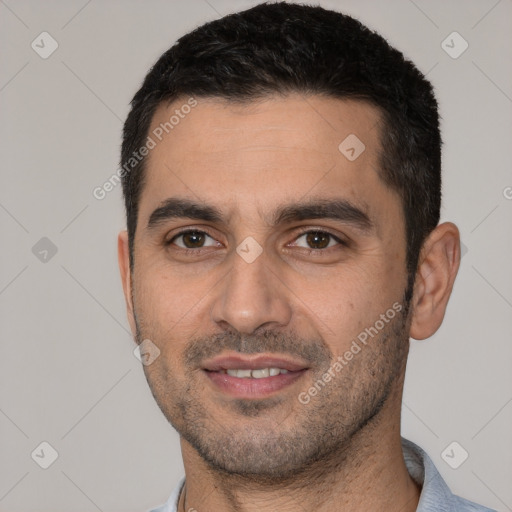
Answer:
[{"left": 210, "top": 247, "right": 292, "bottom": 334}]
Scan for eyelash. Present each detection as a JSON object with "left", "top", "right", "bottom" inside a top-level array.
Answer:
[
  {"left": 165, "top": 228, "right": 219, "bottom": 254},
  {"left": 166, "top": 227, "right": 348, "bottom": 254},
  {"left": 291, "top": 228, "right": 348, "bottom": 252}
]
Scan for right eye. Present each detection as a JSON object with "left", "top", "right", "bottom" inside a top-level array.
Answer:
[{"left": 168, "top": 230, "right": 219, "bottom": 249}]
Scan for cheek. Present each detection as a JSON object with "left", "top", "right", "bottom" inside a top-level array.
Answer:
[
  {"left": 134, "top": 271, "right": 202, "bottom": 383},
  {"left": 315, "top": 277, "right": 378, "bottom": 341},
  {"left": 135, "top": 255, "right": 208, "bottom": 314},
  {"left": 301, "top": 258, "right": 406, "bottom": 351},
  {"left": 132, "top": 264, "right": 207, "bottom": 347}
]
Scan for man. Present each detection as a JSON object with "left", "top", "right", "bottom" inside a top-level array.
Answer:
[{"left": 117, "top": 2, "right": 495, "bottom": 511}]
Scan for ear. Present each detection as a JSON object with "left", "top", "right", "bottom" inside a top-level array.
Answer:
[
  {"left": 409, "top": 222, "right": 461, "bottom": 340},
  {"left": 118, "top": 230, "right": 137, "bottom": 336}
]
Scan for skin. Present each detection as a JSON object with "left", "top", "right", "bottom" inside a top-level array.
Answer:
[{"left": 118, "top": 94, "right": 460, "bottom": 512}]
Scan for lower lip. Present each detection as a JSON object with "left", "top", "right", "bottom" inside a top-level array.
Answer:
[{"left": 204, "top": 369, "right": 307, "bottom": 398}]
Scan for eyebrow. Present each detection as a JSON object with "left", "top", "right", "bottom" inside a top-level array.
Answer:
[
  {"left": 147, "top": 198, "right": 223, "bottom": 229},
  {"left": 147, "top": 197, "right": 373, "bottom": 233},
  {"left": 271, "top": 199, "right": 372, "bottom": 232}
]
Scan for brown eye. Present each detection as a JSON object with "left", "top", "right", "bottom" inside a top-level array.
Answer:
[
  {"left": 293, "top": 230, "right": 340, "bottom": 250},
  {"left": 182, "top": 231, "right": 205, "bottom": 248},
  {"left": 305, "top": 231, "right": 331, "bottom": 249},
  {"left": 170, "top": 230, "right": 217, "bottom": 249}
]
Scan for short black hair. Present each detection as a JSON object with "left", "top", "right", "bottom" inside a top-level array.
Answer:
[{"left": 121, "top": 1, "right": 441, "bottom": 289}]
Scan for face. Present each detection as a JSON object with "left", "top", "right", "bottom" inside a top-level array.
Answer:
[{"left": 121, "top": 94, "right": 412, "bottom": 479}]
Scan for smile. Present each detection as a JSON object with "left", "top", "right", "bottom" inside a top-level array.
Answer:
[
  {"left": 216, "top": 367, "right": 290, "bottom": 378},
  {"left": 200, "top": 353, "right": 310, "bottom": 398}
]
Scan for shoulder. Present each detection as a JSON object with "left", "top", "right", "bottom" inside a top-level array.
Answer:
[
  {"left": 452, "top": 495, "right": 497, "bottom": 512},
  {"left": 401, "top": 438, "right": 496, "bottom": 512},
  {"left": 147, "top": 476, "right": 185, "bottom": 512}
]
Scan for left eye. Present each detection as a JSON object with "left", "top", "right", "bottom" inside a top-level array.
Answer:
[
  {"left": 171, "top": 230, "right": 218, "bottom": 249},
  {"left": 293, "top": 231, "right": 341, "bottom": 250}
]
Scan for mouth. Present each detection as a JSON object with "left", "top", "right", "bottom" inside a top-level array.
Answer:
[{"left": 202, "top": 353, "right": 309, "bottom": 398}]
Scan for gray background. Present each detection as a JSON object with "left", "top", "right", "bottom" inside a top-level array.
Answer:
[{"left": 0, "top": 0, "right": 511, "bottom": 511}]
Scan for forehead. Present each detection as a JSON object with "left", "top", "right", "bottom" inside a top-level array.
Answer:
[
  {"left": 149, "top": 94, "right": 382, "bottom": 161},
  {"left": 139, "top": 94, "right": 396, "bottom": 226}
]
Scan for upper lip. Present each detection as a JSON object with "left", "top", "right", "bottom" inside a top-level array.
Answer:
[{"left": 202, "top": 353, "right": 309, "bottom": 372}]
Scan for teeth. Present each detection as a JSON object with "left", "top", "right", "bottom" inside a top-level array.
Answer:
[
  {"left": 229, "top": 369, "right": 251, "bottom": 378},
  {"left": 224, "top": 367, "right": 289, "bottom": 378},
  {"left": 251, "top": 368, "right": 269, "bottom": 378}
]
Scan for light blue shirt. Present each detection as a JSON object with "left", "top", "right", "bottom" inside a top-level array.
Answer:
[{"left": 149, "top": 438, "right": 495, "bottom": 512}]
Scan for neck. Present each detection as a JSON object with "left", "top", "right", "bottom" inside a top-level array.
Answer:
[{"left": 178, "top": 405, "right": 420, "bottom": 512}]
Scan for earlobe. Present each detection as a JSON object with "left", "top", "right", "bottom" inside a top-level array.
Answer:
[
  {"left": 409, "top": 222, "right": 461, "bottom": 340},
  {"left": 117, "top": 231, "right": 137, "bottom": 336}
]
